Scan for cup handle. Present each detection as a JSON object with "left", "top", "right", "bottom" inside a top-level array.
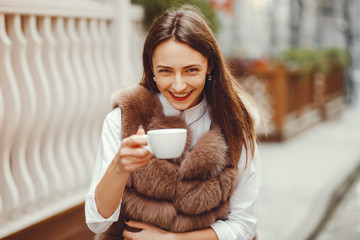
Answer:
[{"left": 141, "top": 135, "right": 152, "bottom": 153}]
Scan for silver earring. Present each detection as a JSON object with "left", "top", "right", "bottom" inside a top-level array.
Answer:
[
  {"left": 153, "top": 76, "right": 156, "bottom": 82},
  {"left": 207, "top": 75, "right": 213, "bottom": 82}
]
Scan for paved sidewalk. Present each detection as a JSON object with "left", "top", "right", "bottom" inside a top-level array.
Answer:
[
  {"left": 316, "top": 173, "right": 360, "bottom": 240},
  {"left": 257, "top": 101, "right": 360, "bottom": 240}
]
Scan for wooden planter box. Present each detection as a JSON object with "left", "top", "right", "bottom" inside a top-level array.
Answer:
[
  {"left": 321, "top": 64, "right": 345, "bottom": 119},
  {"left": 235, "top": 64, "right": 345, "bottom": 141}
]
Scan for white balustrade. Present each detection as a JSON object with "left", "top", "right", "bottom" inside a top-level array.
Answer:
[
  {"left": 38, "top": 16, "right": 64, "bottom": 199},
  {"left": 8, "top": 14, "right": 37, "bottom": 214},
  {"left": 0, "top": 0, "right": 137, "bottom": 237},
  {"left": 0, "top": 13, "right": 21, "bottom": 224},
  {"left": 52, "top": 17, "right": 78, "bottom": 194},
  {"left": 54, "top": 17, "right": 84, "bottom": 191},
  {"left": 66, "top": 18, "right": 94, "bottom": 179},
  {"left": 78, "top": 18, "right": 104, "bottom": 153},
  {"left": 24, "top": 15, "right": 52, "bottom": 206},
  {"left": 99, "top": 19, "right": 118, "bottom": 92}
]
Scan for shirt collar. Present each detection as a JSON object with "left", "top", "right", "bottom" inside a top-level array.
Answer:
[{"left": 158, "top": 93, "right": 208, "bottom": 125}]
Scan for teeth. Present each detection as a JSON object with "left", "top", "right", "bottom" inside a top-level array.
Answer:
[{"left": 172, "top": 92, "right": 191, "bottom": 98}]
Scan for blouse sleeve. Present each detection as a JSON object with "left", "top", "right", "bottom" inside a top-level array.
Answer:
[
  {"left": 85, "top": 107, "right": 123, "bottom": 233},
  {"left": 211, "top": 144, "right": 261, "bottom": 240}
]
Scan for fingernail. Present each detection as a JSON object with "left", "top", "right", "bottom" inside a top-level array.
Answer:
[
  {"left": 122, "top": 217, "right": 129, "bottom": 222},
  {"left": 139, "top": 125, "right": 144, "bottom": 130}
]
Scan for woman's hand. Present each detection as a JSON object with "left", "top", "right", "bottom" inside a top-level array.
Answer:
[
  {"left": 123, "top": 220, "right": 172, "bottom": 240},
  {"left": 114, "top": 126, "right": 153, "bottom": 173},
  {"left": 123, "top": 220, "right": 218, "bottom": 240},
  {"left": 123, "top": 220, "right": 220, "bottom": 240},
  {"left": 94, "top": 126, "right": 153, "bottom": 219}
]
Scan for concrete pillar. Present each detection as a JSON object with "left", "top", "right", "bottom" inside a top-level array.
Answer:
[
  {"left": 300, "top": 0, "right": 317, "bottom": 47},
  {"left": 112, "top": 0, "right": 132, "bottom": 86},
  {"left": 232, "top": 0, "right": 271, "bottom": 58},
  {"left": 269, "top": 0, "right": 290, "bottom": 55}
]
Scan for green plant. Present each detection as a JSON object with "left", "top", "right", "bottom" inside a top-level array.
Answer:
[
  {"left": 273, "top": 47, "right": 350, "bottom": 82},
  {"left": 278, "top": 48, "right": 327, "bottom": 77},
  {"left": 321, "top": 48, "right": 350, "bottom": 69},
  {"left": 131, "top": 0, "right": 219, "bottom": 33}
]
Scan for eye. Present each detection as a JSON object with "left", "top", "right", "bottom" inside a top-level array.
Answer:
[
  {"left": 187, "top": 68, "right": 199, "bottom": 73},
  {"left": 159, "top": 69, "right": 171, "bottom": 73}
]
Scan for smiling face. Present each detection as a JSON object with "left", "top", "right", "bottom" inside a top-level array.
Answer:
[{"left": 152, "top": 39, "right": 209, "bottom": 110}]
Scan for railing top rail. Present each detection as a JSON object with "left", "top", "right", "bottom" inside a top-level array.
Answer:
[{"left": 0, "top": 0, "right": 116, "bottom": 19}]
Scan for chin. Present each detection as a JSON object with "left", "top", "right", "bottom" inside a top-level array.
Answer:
[
  {"left": 168, "top": 101, "right": 192, "bottom": 111},
  {"left": 172, "top": 104, "right": 189, "bottom": 111}
]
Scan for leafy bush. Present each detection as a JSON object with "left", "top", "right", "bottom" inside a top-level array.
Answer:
[
  {"left": 227, "top": 48, "right": 350, "bottom": 81},
  {"left": 131, "top": 0, "right": 219, "bottom": 33},
  {"left": 321, "top": 48, "right": 350, "bottom": 69},
  {"left": 278, "top": 48, "right": 326, "bottom": 75},
  {"left": 276, "top": 48, "right": 349, "bottom": 78}
]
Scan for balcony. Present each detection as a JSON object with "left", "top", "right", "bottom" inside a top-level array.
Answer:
[{"left": 0, "top": 0, "right": 141, "bottom": 238}]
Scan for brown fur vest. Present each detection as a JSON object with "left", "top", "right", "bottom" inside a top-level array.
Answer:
[{"left": 95, "top": 85, "right": 239, "bottom": 239}]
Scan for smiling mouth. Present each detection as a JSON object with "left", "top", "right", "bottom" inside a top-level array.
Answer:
[{"left": 169, "top": 91, "right": 193, "bottom": 101}]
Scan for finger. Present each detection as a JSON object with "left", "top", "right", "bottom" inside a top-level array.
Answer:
[
  {"left": 125, "top": 220, "right": 148, "bottom": 230},
  {"left": 118, "top": 155, "right": 152, "bottom": 172},
  {"left": 122, "top": 229, "right": 134, "bottom": 240},
  {"left": 121, "top": 134, "right": 147, "bottom": 148},
  {"left": 136, "top": 125, "right": 145, "bottom": 135},
  {"left": 120, "top": 155, "right": 151, "bottom": 168},
  {"left": 119, "top": 146, "right": 151, "bottom": 159}
]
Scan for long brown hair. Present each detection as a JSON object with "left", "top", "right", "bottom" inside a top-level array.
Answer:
[{"left": 139, "top": 5, "right": 256, "bottom": 167}]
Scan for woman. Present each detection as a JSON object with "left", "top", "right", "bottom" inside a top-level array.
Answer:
[{"left": 85, "top": 5, "right": 260, "bottom": 240}]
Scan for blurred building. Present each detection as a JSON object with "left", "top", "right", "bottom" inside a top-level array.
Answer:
[
  {"left": 214, "top": 0, "right": 360, "bottom": 103},
  {"left": 216, "top": 0, "right": 360, "bottom": 63}
]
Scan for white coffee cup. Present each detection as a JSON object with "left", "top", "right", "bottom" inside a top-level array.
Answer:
[{"left": 142, "top": 128, "right": 187, "bottom": 159}]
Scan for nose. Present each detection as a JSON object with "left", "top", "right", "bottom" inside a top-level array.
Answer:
[{"left": 172, "top": 73, "right": 186, "bottom": 92}]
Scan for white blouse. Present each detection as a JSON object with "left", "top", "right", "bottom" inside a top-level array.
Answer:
[{"left": 85, "top": 94, "right": 261, "bottom": 240}]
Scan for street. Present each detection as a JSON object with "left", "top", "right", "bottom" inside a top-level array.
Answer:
[{"left": 258, "top": 95, "right": 360, "bottom": 240}]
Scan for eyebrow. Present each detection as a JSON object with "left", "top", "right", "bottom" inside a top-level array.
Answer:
[
  {"left": 156, "top": 64, "right": 202, "bottom": 69},
  {"left": 184, "top": 64, "right": 202, "bottom": 69},
  {"left": 156, "top": 65, "right": 172, "bottom": 69}
]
